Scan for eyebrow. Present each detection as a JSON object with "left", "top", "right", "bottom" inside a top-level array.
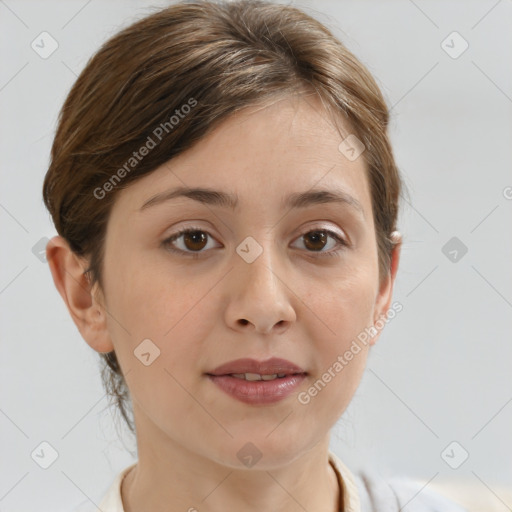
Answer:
[{"left": 139, "top": 186, "right": 365, "bottom": 218}]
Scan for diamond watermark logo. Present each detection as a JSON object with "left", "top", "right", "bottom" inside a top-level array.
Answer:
[
  {"left": 236, "top": 442, "right": 262, "bottom": 468},
  {"left": 134, "top": 338, "right": 161, "bottom": 366},
  {"left": 236, "top": 236, "right": 263, "bottom": 264},
  {"left": 442, "top": 237, "right": 468, "bottom": 263},
  {"left": 441, "top": 31, "right": 469, "bottom": 59},
  {"left": 338, "top": 134, "right": 365, "bottom": 161},
  {"left": 32, "top": 237, "right": 51, "bottom": 263},
  {"left": 441, "top": 441, "right": 469, "bottom": 469},
  {"left": 31, "top": 441, "right": 59, "bottom": 469},
  {"left": 31, "top": 32, "right": 59, "bottom": 59}
]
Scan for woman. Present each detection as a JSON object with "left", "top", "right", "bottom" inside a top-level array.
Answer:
[{"left": 43, "top": 1, "right": 468, "bottom": 510}]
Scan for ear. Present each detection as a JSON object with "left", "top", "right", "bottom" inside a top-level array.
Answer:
[
  {"left": 46, "top": 235, "right": 114, "bottom": 353},
  {"left": 368, "top": 231, "right": 402, "bottom": 347}
]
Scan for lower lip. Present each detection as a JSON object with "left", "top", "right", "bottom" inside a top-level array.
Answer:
[{"left": 207, "top": 374, "right": 307, "bottom": 405}]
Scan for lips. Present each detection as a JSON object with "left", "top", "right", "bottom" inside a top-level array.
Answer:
[
  {"left": 205, "top": 358, "right": 308, "bottom": 405},
  {"left": 206, "top": 357, "right": 307, "bottom": 405},
  {"left": 206, "top": 357, "right": 307, "bottom": 377}
]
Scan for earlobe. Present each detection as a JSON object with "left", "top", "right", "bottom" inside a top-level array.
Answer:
[
  {"left": 46, "top": 235, "right": 114, "bottom": 354},
  {"left": 369, "top": 231, "right": 403, "bottom": 346}
]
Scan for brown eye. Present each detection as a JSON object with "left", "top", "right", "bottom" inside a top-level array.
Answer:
[
  {"left": 163, "top": 227, "right": 347, "bottom": 260},
  {"left": 292, "top": 228, "right": 347, "bottom": 258},
  {"left": 302, "top": 230, "right": 328, "bottom": 251},
  {"left": 162, "top": 227, "right": 220, "bottom": 258},
  {"left": 182, "top": 230, "right": 208, "bottom": 251}
]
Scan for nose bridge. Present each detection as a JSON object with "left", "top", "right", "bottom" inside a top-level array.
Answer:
[
  {"left": 227, "top": 232, "right": 295, "bottom": 332},
  {"left": 236, "top": 233, "right": 281, "bottom": 295}
]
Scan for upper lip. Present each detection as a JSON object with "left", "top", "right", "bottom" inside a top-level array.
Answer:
[{"left": 207, "top": 357, "right": 307, "bottom": 376}]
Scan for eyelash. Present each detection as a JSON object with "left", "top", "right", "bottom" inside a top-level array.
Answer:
[{"left": 161, "top": 226, "right": 348, "bottom": 260}]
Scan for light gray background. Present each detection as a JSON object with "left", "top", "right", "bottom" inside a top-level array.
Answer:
[{"left": 1, "top": 1, "right": 511, "bottom": 511}]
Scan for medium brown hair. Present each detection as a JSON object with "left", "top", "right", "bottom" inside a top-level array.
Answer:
[{"left": 43, "top": 0, "right": 405, "bottom": 435}]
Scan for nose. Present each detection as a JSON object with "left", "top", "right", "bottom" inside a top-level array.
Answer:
[{"left": 224, "top": 242, "right": 296, "bottom": 335}]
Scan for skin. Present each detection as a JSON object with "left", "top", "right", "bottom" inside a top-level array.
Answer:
[{"left": 47, "top": 92, "right": 401, "bottom": 512}]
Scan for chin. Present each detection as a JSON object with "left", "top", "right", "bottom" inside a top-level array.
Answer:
[{"left": 208, "top": 435, "right": 314, "bottom": 471}]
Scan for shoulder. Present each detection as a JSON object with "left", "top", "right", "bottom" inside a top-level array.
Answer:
[
  {"left": 329, "top": 451, "right": 470, "bottom": 512},
  {"left": 70, "top": 463, "right": 135, "bottom": 512},
  {"left": 353, "top": 470, "right": 470, "bottom": 512}
]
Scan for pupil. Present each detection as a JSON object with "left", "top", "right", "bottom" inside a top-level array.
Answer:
[
  {"left": 305, "top": 231, "right": 326, "bottom": 251},
  {"left": 184, "top": 231, "right": 207, "bottom": 250}
]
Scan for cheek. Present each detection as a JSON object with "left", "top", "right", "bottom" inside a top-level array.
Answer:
[
  {"left": 306, "top": 264, "right": 377, "bottom": 350},
  {"left": 104, "top": 270, "right": 215, "bottom": 420},
  {"left": 105, "top": 258, "right": 216, "bottom": 377},
  {"left": 105, "top": 250, "right": 193, "bottom": 336},
  {"left": 300, "top": 267, "right": 376, "bottom": 413}
]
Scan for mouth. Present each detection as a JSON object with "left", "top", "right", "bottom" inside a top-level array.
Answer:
[{"left": 205, "top": 358, "right": 308, "bottom": 405}]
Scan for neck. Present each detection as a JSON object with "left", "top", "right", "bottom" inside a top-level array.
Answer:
[{"left": 121, "top": 411, "right": 341, "bottom": 512}]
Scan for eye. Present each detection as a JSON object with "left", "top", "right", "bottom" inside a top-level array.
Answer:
[
  {"left": 162, "top": 226, "right": 348, "bottom": 259},
  {"left": 292, "top": 228, "right": 348, "bottom": 258},
  {"left": 162, "top": 227, "right": 221, "bottom": 259}
]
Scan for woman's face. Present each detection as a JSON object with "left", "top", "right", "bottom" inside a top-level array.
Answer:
[{"left": 90, "top": 94, "right": 400, "bottom": 468}]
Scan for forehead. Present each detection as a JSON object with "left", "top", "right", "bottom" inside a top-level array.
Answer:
[{"left": 114, "top": 94, "right": 372, "bottom": 218}]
